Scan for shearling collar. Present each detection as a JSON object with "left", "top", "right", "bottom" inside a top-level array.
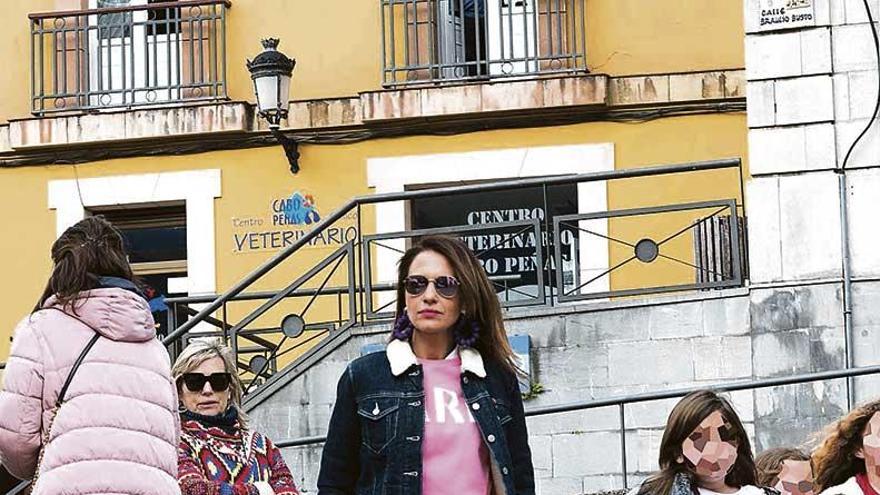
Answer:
[{"left": 386, "top": 338, "right": 487, "bottom": 378}]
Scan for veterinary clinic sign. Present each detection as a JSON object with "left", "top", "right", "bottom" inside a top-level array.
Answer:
[
  {"left": 752, "top": 0, "right": 815, "bottom": 31},
  {"left": 231, "top": 191, "right": 358, "bottom": 253}
]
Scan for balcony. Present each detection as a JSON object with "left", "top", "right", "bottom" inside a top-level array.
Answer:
[
  {"left": 381, "top": 0, "right": 588, "bottom": 87},
  {"left": 29, "top": 0, "right": 230, "bottom": 115}
]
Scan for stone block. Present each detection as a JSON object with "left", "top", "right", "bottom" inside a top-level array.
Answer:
[
  {"left": 608, "top": 340, "right": 694, "bottom": 386},
  {"left": 508, "top": 316, "right": 566, "bottom": 348},
  {"left": 542, "top": 76, "right": 607, "bottom": 107},
  {"left": 847, "top": 70, "right": 880, "bottom": 120},
  {"left": 287, "top": 101, "right": 311, "bottom": 129},
  {"left": 853, "top": 282, "right": 880, "bottom": 327},
  {"left": 693, "top": 336, "right": 753, "bottom": 380},
  {"left": 836, "top": 118, "right": 880, "bottom": 169},
  {"left": 306, "top": 360, "right": 348, "bottom": 405},
  {"left": 749, "top": 123, "right": 836, "bottom": 175},
  {"left": 0, "top": 125, "right": 10, "bottom": 153},
  {"left": 774, "top": 75, "right": 834, "bottom": 125},
  {"left": 527, "top": 407, "right": 620, "bottom": 436},
  {"left": 754, "top": 382, "right": 846, "bottom": 451},
  {"left": 566, "top": 306, "right": 650, "bottom": 345},
  {"left": 753, "top": 326, "right": 845, "bottom": 378},
  {"left": 753, "top": 330, "right": 812, "bottom": 377},
  {"left": 608, "top": 75, "right": 670, "bottom": 105},
  {"left": 778, "top": 172, "right": 843, "bottom": 279},
  {"left": 648, "top": 302, "right": 703, "bottom": 340},
  {"left": 481, "top": 80, "right": 544, "bottom": 112},
  {"left": 627, "top": 428, "right": 663, "bottom": 474},
  {"left": 832, "top": 24, "right": 879, "bottom": 72},
  {"left": 831, "top": 0, "right": 847, "bottom": 24},
  {"left": 750, "top": 284, "right": 843, "bottom": 334},
  {"left": 746, "top": 32, "right": 803, "bottom": 80},
  {"left": 537, "top": 477, "right": 583, "bottom": 495},
  {"left": 702, "top": 295, "right": 751, "bottom": 336},
  {"left": 624, "top": 397, "right": 681, "bottom": 430},
  {"left": 668, "top": 72, "right": 728, "bottom": 101},
  {"left": 420, "top": 84, "right": 482, "bottom": 116},
  {"left": 76, "top": 111, "right": 127, "bottom": 143},
  {"left": 834, "top": 73, "right": 851, "bottom": 121},
  {"left": 530, "top": 434, "right": 554, "bottom": 478},
  {"left": 554, "top": 431, "right": 621, "bottom": 476},
  {"left": 361, "top": 89, "right": 421, "bottom": 121},
  {"left": 582, "top": 475, "right": 625, "bottom": 494},
  {"left": 725, "top": 70, "right": 747, "bottom": 98},
  {"left": 800, "top": 28, "right": 833, "bottom": 75},
  {"left": 745, "top": 177, "right": 783, "bottom": 282},
  {"left": 535, "top": 345, "right": 609, "bottom": 391},
  {"left": 727, "top": 389, "right": 756, "bottom": 423},
  {"left": 844, "top": 0, "right": 880, "bottom": 24},
  {"left": 747, "top": 81, "right": 775, "bottom": 127}
]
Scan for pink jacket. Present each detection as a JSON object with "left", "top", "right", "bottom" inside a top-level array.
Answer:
[{"left": 0, "top": 288, "right": 181, "bottom": 495}]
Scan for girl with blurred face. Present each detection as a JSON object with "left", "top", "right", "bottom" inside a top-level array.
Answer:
[
  {"left": 755, "top": 447, "right": 814, "bottom": 495},
  {"left": 814, "top": 400, "right": 880, "bottom": 495},
  {"left": 633, "top": 390, "right": 774, "bottom": 495}
]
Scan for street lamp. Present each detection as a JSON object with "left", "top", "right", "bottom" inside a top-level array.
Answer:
[{"left": 247, "top": 38, "right": 300, "bottom": 174}]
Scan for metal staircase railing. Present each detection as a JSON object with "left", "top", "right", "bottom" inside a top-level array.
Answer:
[{"left": 161, "top": 157, "right": 746, "bottom": 400}]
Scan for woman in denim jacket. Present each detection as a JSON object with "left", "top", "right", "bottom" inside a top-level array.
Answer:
[{"left": 318, "top": 235, "right": 535, "bottom": 495}]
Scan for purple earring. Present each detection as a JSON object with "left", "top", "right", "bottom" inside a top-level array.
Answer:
[
  {"left": 392, "top": 312, "right": 414, "bottom": 341},
  {"left": 454, "top": 316, "right": 480, "bottom": 348}
]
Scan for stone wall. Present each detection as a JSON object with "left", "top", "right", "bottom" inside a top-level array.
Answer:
[{"left": 247, "top": 280, "right": 880, "bottom": 495}]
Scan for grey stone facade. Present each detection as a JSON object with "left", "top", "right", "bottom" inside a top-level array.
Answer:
[{"left": 247, "top": 280, "right": 880, "bottom": 494}]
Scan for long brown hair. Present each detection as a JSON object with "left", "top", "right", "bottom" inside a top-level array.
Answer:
[
  {"left": 394, "top": 235, "right": 519, "bottom": 375},
  {"left": 36, "top": 215, "right": 134, "bottom": 311},
  {"left": 812, "top": 399, "right": 880, "bottom": 492},
  {"left": 755, "top": 447, "right": 811, "bottom": 487},
  {"left": 639, "top": 390, "right": 757, "bottom": 495}
]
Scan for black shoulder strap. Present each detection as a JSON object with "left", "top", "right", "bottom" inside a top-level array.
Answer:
[{"left": 43, "top": 307, "right": 102, "bottom": 407}]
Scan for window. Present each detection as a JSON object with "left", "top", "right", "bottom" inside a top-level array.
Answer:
[
  {"left": 93, "top": 203, "right": 187, "bottom": 336},
  {"left": 88, "top": 0, "right": 181, "bottom": 106},
  {"left": 384, "top": 0, "right": 586, "bottom": 85}
]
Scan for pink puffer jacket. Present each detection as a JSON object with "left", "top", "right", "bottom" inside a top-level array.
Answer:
[{"left": 0, "top": 288, "right": 181, "bottom": 495}]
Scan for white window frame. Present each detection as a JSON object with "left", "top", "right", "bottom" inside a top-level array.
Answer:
[
  {"left": 47, "top": 169, "right": 221, "bottom": 296},
  {"left": 367, "top": 143, "right": 614, "bottom": 306}
]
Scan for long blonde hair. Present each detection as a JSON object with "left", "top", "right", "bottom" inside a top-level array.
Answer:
[
  {"left": 171, "top": 338, "right": 248, "bottom": 427},
  {"left": 812, "top": 399, "right": 880, "bottom": 492}
]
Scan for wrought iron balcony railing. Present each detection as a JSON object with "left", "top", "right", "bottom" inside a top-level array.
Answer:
[
  {"left": 381, "top": 0, "right": 588, "bottom": 86},
  {"left": 29, "top": 0, "right": 230, "bottom": 115}
]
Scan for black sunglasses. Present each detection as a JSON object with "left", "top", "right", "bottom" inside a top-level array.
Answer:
[
  {"left": 180, "top": 372, "right": 231, "bottom": 392},
  {"left": 403, "top": 275, "right": 460, "bottom": 298}
]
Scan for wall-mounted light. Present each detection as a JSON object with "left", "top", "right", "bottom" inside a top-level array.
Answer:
[{"left": 247, "top": 38, "right": 300, "bottom": 174}]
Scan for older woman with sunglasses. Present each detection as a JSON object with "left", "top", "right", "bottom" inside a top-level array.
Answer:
[
  {"left": 172, "top": 338, "right": 300, "bottom": 495},
  {"left": 318, "top": 235, "right": 535, "bottom": 495}
]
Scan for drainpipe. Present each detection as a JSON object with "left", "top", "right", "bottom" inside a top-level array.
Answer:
[{"left": 838, "top": 170, "right": 855, "bottom": 410}]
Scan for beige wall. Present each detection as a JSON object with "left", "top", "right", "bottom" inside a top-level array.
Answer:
[
  {"left": 0, "top": 113, "right": 747, "bottom": 360},
  {"left": 1, "top": 0, "right": 745, "bottom": 122}
]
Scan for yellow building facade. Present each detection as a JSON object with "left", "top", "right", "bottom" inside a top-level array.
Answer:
[{"left": 0, "top": 0, "right": 749, "bottom": 364}]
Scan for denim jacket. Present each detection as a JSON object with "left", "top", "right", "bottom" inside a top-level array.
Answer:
[{"left": 317, "top": 339, "right": 535, "bottom": 495}]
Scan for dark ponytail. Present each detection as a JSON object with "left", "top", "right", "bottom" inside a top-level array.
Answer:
[{"left": 35, "top": 216, "right": 134, "bottom": 312}]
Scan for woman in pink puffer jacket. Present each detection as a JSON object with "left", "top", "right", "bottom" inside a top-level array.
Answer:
[{"left": 0, "top": 216, "right": 181, "bottom": 495}]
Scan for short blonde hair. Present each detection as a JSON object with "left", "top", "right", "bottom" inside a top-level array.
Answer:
[{"left": 171, "top": 338, "right": 248, "bottom": 427}]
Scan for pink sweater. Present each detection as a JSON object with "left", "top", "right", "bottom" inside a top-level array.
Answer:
[
  {"left": 0, "top": 288, "right": 180, "bottom": 495},
  {"left": 420, "top": 355, "right": 490, "bottom": 495}
]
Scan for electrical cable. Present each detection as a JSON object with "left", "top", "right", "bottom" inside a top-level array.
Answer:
[{"left": 840, "top": 0, "right": 880, "bottom": 171}]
